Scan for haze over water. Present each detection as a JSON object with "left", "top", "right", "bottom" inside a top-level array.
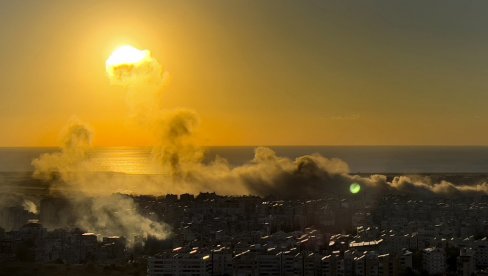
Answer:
[{"left": 2, "top": 146, "right": 488, "bottom": 174}]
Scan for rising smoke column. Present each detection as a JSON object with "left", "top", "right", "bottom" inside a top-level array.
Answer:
[
  {"left": 32, "top": 119, "right": 171, "bottom": 240},
  {"left": 152, "top": 109, "right": 203, "bottom": 175},
  {"left": 32, "top": 118, "right": 92, "bottom": 184},
  {"left": 105, "top": 45, "right": 204, "bottom": 176}
]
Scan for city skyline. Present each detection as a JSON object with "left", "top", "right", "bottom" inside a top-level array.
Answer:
[{"left": 1, "top": 1, "right": 488, "bottom": 275}]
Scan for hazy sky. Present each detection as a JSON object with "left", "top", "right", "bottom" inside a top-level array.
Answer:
[{"left": 1, "top": 0, "right": 488, "bottom": 146}]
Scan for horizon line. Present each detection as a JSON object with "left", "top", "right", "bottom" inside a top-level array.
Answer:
[{"left": 3, "top": 144, "right": 488, "bottom": 149}]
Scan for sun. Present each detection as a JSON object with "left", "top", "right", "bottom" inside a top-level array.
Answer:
[
  {"left": 106, "top": 45, "right": 149, "bottom": 68},
  {"left": 105, "top": 45, "right": 158, "bottom": 84},
  {"left": 105, "top": 45, "right": 155, "bottom": 85}
]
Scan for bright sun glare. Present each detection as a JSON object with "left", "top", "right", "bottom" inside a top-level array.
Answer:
[
  {"left": 105, "top": 45, "right": 158, "bottom": 83},
  {"left": 106, "top": 45, "right": 149, "bottom": 67}
]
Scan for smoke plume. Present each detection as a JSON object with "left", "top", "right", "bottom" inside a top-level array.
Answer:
[
  {"left": 32, "top": 119, "right": 170, "bottom": 241},
  {"left": 32, "top": 118, "right": 92, "bottom": 183},
  {"left": 173, "top": 147, "right": 488, "bottom": 199},
  {"left": 152, "top": 109, "right": 203, "bottom": 175}
]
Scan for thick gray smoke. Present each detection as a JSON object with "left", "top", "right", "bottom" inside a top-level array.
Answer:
[
  {"left": 152, "top": 109, "right": 203, "bottom": 175},
  {"left": 143, "top": 144, "right": 487, "bottom": 199},
  {"left": 194, "top": 147, "right": 354, "bottom": 199},
  {"left": 233, "top": 148, "right": 488, "bottom": 198},
  {"left": 386, "top": 175, "right": 488, "bottom": 197},
  {"left": 237, "top": 147, "right": 351, "bottom": 198},
  {"left": 144, "top": 146, "right": 488, "bottom": 199},
  {"left": 32, "top": 119, "right": 171, "bottom": 241},
  {"left": 32, "top": 119, "right": 92, "bottom": 183}
]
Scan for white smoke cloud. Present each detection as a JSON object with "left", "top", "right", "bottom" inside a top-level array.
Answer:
[{"left": 70, "top": 194, "right": 169, "bottom": 240}]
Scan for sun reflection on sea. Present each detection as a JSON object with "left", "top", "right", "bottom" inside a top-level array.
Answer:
[{"left": 88, "top": 147, "right": 162, "bottom": 175}]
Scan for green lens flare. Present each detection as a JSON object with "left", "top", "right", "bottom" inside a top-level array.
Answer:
[{"left": 350, "top": 183, "right": 361, "bottom": 194}]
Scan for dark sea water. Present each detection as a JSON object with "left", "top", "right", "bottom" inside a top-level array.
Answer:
[
  {"left": 1, "top": 146, "right": 488, "bottom": 174},
  {"left": 207, "top": 146, "right": 488, "bottom": 174}
]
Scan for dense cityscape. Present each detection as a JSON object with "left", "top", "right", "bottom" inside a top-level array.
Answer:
[
  {"left": 3, "top": 1, "right": 488, "bottom": 275},
  {"left": 0, "top": 190, "right": 487, "bottom": 275}
]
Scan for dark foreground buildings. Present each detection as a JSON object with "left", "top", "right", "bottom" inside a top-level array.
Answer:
[{"left": 1, "top": 192, "right": 488, "bottom": 275}]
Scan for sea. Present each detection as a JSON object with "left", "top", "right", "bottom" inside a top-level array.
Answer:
[
  {"left": 1, "top": 146, "right": 488, "bottom": 174},
  {"left": 1, "top": 146, "right": 488, "bottom": 194}
]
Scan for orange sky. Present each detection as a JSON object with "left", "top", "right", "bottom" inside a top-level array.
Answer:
[{"left": 1, "top": 1, "right": 488, "bottom": 146}]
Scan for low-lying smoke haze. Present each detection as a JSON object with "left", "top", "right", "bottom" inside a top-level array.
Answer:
[{"left": 32, "top": 122, "right": 488, "bottom": 199}]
